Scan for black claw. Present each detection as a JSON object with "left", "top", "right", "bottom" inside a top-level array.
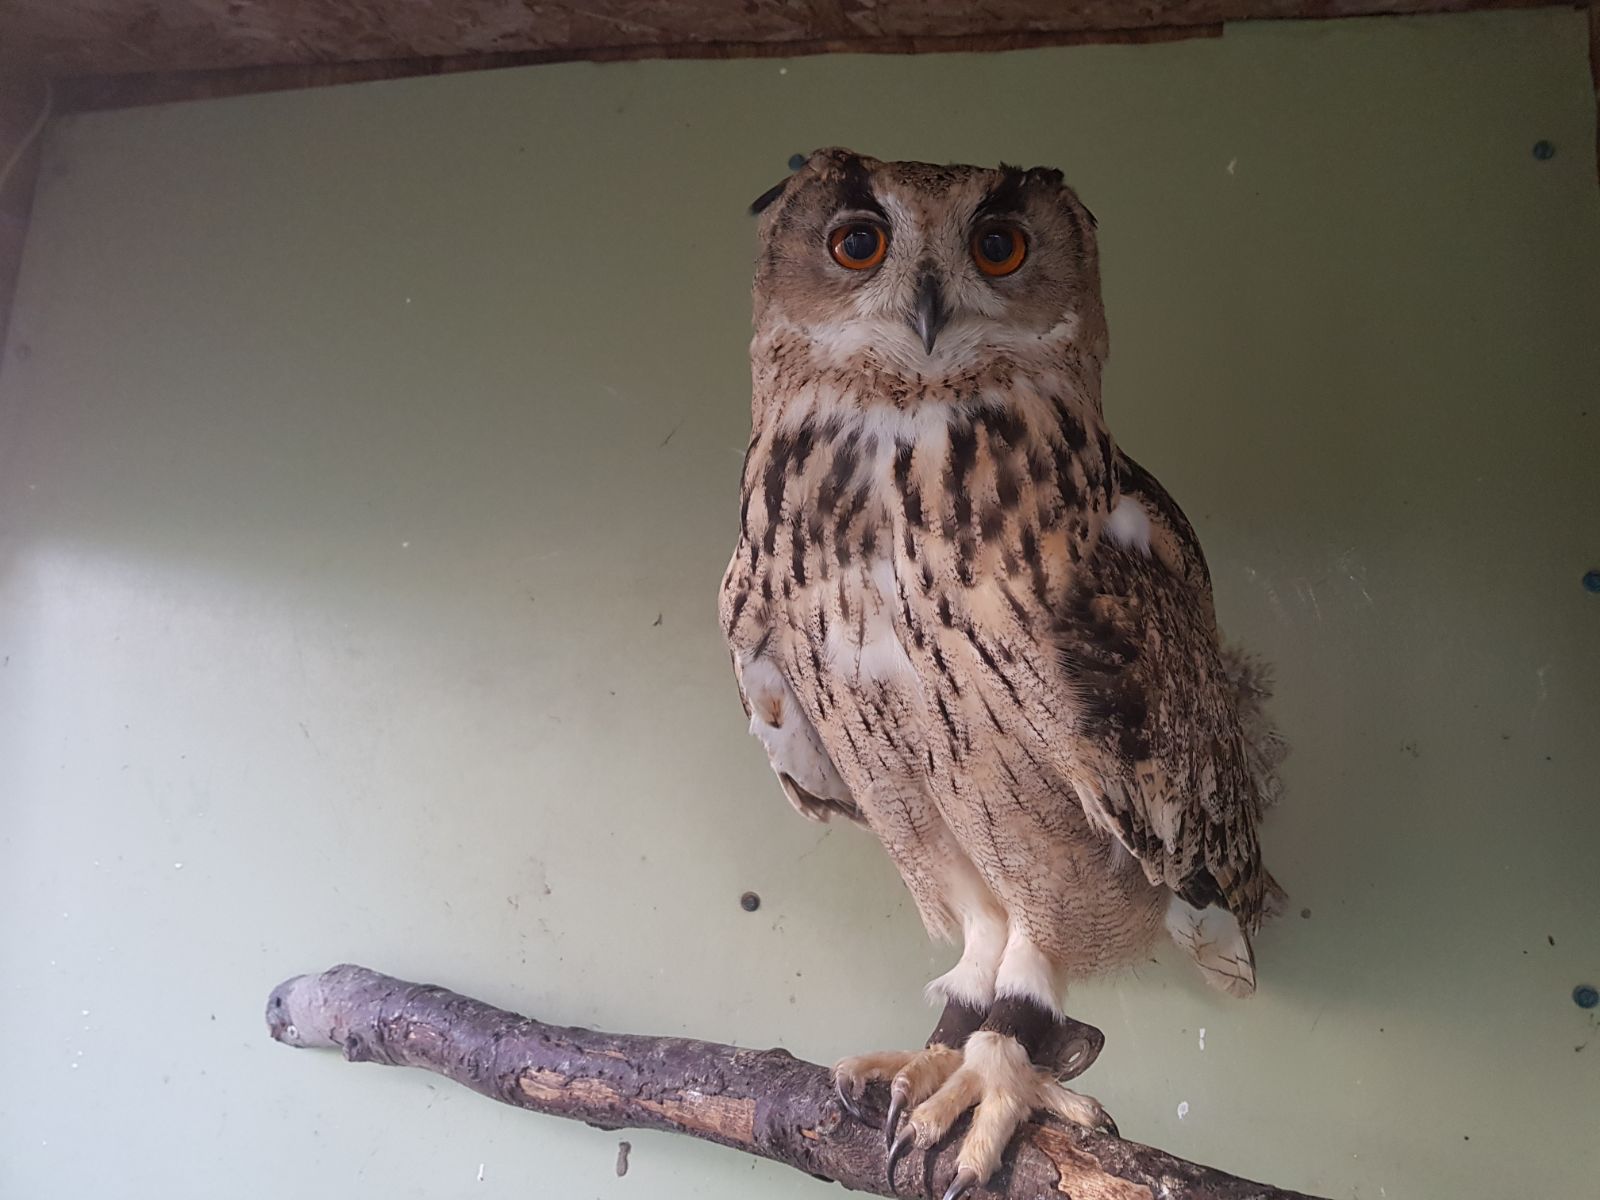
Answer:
[
  {"left": 886, "top": 1124, "right": 916, "bottom": 1183},
  {"left": 941, "top": 1167, "right": 979, "bottom": 1200},
  {"left": 835, "top": 1077, "right": 865, "bottom": 1122},
  {"left": 1098, "top": 1115, "right": 1120, "bottom": 1139},
  {"left": 883, "top": 1091, "right": 907, "bottom": 1149}
]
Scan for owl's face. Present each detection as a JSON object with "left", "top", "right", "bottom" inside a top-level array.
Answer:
[{"left": 750, "top": 149, "right": 1106, "bottom": 377}]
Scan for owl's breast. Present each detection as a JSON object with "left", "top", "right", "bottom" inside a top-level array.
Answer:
[
  {"left": 720, "top": 413, "right": 930, "bottom": 790},
  {"left": 821, "top": 557, "right": 921, "bottom": 689},
  {"left": 722, "top": 374, "right": 1115, "bottom": 785}
]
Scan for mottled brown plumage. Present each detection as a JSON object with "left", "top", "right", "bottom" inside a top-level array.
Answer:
[{"left": 719, "top": 149, "right": 1285, "bottom": 1193}]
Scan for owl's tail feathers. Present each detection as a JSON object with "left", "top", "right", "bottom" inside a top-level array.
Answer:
[
  {"left": 1167, "top": 646, "right": 1290, "bottom": 998},
  {"left": 1166, "top": 896, "right": 1257, "bottom": 998},
  {"left": 1220, "top": 643, "right": 1292, "bottom": 936},
  {"left": 1219, "top": 642, "right": 1289, "bottom": 813}
]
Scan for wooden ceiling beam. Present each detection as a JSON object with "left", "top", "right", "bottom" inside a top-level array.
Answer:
[
  {"left": 50, "top": 26, "right": 1222, "bottom": 113},
  {"left": 0, "top": 0, "right": 1563, "bottom": 82}
]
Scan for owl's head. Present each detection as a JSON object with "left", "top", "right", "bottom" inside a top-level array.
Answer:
[{"left": 749, "top": 148, "right": 1106, "bottom": 378}]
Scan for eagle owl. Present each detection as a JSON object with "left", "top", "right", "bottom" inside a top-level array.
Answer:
[{"left": 718, "top": 149, "right": 1286, "bottom": 1197}]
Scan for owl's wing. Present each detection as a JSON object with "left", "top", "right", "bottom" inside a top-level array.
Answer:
[
  {"left": 1058, "top": 452, "right": 1283, "bottom": 937},
  {"left": 732, "top": 651, "right": 866, "bottom": 825}
]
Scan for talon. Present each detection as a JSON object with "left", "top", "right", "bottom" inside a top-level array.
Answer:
[
  {"left": 1097, "top": 1114, "right": 1120, "bottom": 1139},
  {"left": 887, "top": 1123, "right": 916, "bottom": 1183},
  {"left": 941, "top": 1167, "right": 979, "bottom": 1200},
  {"left": 835, "top": 1076, "right": 865, "bottom": 1122},
  {"left": 884, "top": 1081, "right": 909, "bottom": 1148}
]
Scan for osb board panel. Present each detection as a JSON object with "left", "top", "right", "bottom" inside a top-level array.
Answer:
[{"left": 0, "top": 0, "right": 1557, "bottom": 75}]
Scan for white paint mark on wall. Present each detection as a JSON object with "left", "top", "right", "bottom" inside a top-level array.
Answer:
[
  {"left": 476, "top": 1162, "right": 484, "bottom": 1182},
  {"left": 1198, "top": 1027, "right": 1206, "bottom": 1051},
  {"left": 1243, "top": 565, "right": 1290, "bottom": 625},
  {"left": 1291, "top": 579, "right": 1323, "bottom": 623},
  {"left": 1177, "top": 1101, "right": 1190, "bottom": 1120},
  {"left": 1335, "top": 548, "right": 1374, "bottom": 605},
  {"left": 1530, "top": 663, "right": 1551, "bottom": 722}
]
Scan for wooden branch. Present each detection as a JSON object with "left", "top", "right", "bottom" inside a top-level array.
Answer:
[{"left": 267, "top": 964, "right": 1324, "bottom": 1200}]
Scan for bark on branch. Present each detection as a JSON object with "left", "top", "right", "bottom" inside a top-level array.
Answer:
[{"left": 266, "top": 964, "right": 1323, "bottom": 1200}]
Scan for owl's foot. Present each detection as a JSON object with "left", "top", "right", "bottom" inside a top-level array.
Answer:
[
  {"left": 885, "top": 1031, "right": 1117, "bottom": 1199},
  {"left": 832, "top": 1044, "right": 963, "bottom": 1128}
]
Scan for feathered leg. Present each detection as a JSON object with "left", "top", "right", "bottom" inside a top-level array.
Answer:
[
  {"left": 886, "top": 936, "right": 1116, "bottom": 1199},
  {"left": 834, "top": 891, "right": 1005, "bottom": 1138}
]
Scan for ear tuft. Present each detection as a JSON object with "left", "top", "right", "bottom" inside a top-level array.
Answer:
[{"left": 749, "top": 178, "right": 790, "bottom": 215}]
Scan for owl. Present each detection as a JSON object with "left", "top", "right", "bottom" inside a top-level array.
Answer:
[{"left": 718, "top": 149, "right": 1286, "bottom": 1199}]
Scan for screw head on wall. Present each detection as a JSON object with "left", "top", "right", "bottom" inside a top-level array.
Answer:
[
  {"left": 1574, "top": 984, "right": 1599, "bottom": 1010},
  {"left": 1532, "top": 140, "right": 1555, "bottom": 161},
  {"left": 740, "top": 891, "right": 761, "bottom": 912},
  {"left": 1582, "top": 569, "right": 1600, "bottom": 594}
]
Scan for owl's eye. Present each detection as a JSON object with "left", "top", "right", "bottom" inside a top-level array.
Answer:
[
  {"left": 828, "top": 223, "right": 888, "bottom": 271},
  {"left": 971, "top": 224, "right": 1027, "bottom": 277}
]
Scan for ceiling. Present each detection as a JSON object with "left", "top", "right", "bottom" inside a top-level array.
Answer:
[{"left": 0, "top": 0, "right": 1557, "bottom": 81}]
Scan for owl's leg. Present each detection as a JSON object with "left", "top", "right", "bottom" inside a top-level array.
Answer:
[
  {"left": 832, "top": 997, "right": 984, "bottom": 1125},
  {"left": 834, "top": 892, "right": 1006, "bottom": 1130},
  {"left": 887, "top": 936, "right": 1116, "bottom": 1200}
]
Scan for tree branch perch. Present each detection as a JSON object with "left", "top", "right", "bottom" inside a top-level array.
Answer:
[{"left": 266, "top": 964, "right": 1323, "bottom": 1199}]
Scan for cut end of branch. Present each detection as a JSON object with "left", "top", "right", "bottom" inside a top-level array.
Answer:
[{"left": 266, "top": 964, "right": 364, "bottom": 1049}]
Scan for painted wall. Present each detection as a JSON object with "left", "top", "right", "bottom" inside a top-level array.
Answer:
[{"left": 1, "top": 9, "right": 1596, "bottom": 1198}]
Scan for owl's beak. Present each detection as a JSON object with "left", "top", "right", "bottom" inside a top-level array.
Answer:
[{"left": 910, "top": 272, "right": 949, "bottom": 355}]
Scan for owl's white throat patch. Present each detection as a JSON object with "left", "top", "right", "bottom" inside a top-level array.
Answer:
[{"left": 804, "top": 315, "right": 985, "bottom": 377}]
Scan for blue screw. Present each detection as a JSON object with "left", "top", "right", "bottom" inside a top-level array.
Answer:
[
  {"left": 1576, "top": 984, "right": 1599, "bottom": 1010},
  {"left": 1533, "top": 141, "right": 1555, "bottom": 161},
  {"left": 788, "top": 153, "right": 807, "bottom": 171},
  {"left": 1584, "top": 570, "right": 1600, "bottom": 594}
]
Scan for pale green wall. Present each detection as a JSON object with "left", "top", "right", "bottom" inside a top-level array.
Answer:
[{"left": 2, "top": 10, "right": 1597, "bottom": 1198}]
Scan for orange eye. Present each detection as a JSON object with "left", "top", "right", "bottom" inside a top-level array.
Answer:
[
  {"left": 971, "top": 224, "right": 1027, "bottom": 277},
  {"left": 828, "top": 223, "right": 887, "bottom": 270}
]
